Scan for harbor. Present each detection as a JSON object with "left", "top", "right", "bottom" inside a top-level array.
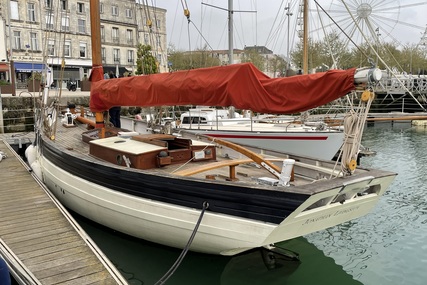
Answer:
[
  {"left": 1, "top": 120, "right": 427, "bottom": 284},
  {"left": 0, "top": 0, "right": 426, "bottom": 283}
]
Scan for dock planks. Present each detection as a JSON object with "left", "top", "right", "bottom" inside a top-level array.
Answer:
[{"left": 0, "top": 140, "right": 127, "bottom": 285}]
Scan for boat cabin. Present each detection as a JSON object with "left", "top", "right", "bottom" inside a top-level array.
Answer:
[{"left": 87, "top": 132, "right": 216, "bottom": 170}]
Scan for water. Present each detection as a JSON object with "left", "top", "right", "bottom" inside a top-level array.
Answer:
[
  {"left": 308, "top": 122, "right": 427, "bottom": 285},
  {"left": 74, "top": 122, "right": 427, "bottom": 285}
]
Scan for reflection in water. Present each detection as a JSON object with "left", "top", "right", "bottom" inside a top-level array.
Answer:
[
  {"left": 75, "top": 213, "right": 361, "bottom": 285},
  {"left": 307, "top": 123, "right": 427, "bottom": 285}
]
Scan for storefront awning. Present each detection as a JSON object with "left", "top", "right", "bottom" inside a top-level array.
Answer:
[
  {"left": 14, "top": 62, "right": 49, "bottom": 73},
  {"left": 0, "top": 63, "right": 9, "bottom": 72}
]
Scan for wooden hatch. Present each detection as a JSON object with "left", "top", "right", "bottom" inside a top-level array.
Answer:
[{"left": 88, "top": 134, "right": 216, "bottom": 170}]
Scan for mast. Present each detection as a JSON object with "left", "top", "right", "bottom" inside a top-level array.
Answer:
[
  {"left": 228, "top": 0, "right": 233, "bottom": 65},
  {"left": 89, "top": 0, "right": 105, "bottom": 129},
  {"left": 90, "top": 0, "right": 102, "bottom": 69},
  {"left": 302, "top": 0, "right": 308, "bottom": 74}
]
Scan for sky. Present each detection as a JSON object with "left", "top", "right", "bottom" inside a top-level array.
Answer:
[{"left": 152, "top": 0, "right": 427, "bottom": 56}]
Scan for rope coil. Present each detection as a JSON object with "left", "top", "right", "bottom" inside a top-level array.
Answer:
[{"left": 340, "top": 89, "right": 375, "bottom": 174}]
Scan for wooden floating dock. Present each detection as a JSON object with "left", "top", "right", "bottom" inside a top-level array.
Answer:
[
  {"left": 366, "top": 113, "right": 427, "bottom": 122},
  {"left": 0, "top": 139, "right": 128, "bottom": 285}
]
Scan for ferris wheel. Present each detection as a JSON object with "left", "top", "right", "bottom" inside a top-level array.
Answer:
[{"left": 312, "top": 0, "right": 427, "bottom": 47}]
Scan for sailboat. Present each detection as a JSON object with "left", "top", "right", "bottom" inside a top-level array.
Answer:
[
  {"left": 142, "top": 0, "right": 346, "bottom": 161},
  {"left": 27, "top": 0, "right": 396, "bottom": 256}
]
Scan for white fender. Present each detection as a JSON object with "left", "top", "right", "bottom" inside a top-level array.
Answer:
[
  {"left": 25, "top": 145, "right": 36, "bottom": 166},
  {"left": 30, "top": 160, "right": 43, "bottom": 181}
]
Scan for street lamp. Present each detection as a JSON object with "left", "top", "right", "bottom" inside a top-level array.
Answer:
[{"left": 375, "top": 27, "right": 381, "bottom": 67}]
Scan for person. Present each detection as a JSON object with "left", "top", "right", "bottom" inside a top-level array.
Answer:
[
  {"left": 109, "top": 106, "right": 121, "bottom": 128},
  {"left": 108, "top": 71, "right": 116, "bottom": 79},
  {"left": 107, "top": 71, "right": 121, "bottom": 128}
]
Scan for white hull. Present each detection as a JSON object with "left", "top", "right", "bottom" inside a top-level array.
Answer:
[
  {"left": 39, "top": 152, "right": 394, "bottom": 255},
  {"left": 120, "top": 117, "right": 345, "bottom": 161},
  {"left": 179, "top": 128, "right": 344, "bottom": 161}
]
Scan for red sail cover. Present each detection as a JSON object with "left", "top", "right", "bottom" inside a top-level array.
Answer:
[{"left": 90, "top": 63, "right": 356, "bottom": 114}]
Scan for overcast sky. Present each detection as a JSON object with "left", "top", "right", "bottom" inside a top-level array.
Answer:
[{"left": 153, "top": 0, "right": 427, "bottom": 55}]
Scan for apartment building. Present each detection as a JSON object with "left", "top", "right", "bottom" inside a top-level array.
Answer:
[{"left": 0, "top": 0, "right": 167, "bottom": 88}]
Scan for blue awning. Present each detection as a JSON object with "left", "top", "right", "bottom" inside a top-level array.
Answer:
[{"left": 14, "top": 62, "right": 49, "bottom": 73}]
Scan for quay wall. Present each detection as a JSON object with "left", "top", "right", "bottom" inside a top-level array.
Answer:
[{"left": 0, "top": 89, "right": 89, "bottom": 133}]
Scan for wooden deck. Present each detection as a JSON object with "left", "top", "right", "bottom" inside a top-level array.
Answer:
[{"left": 0, "top": 139, "right": 128, "bottom": 285}]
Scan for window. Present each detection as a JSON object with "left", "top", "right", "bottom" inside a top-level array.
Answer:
[
  {"left": 144, "top": 33, "right": 149, "bottom": 44},
  {"left": 157, "top": 54, "right": 162, "bottom": 65},
  {"left": 80, "top": 42, "right": 87, "bottom": 58},
  {"left": 45, "top": 0, "right": 52, "bottom": 8},
  {"left": 100, "top": 3, "right": 104, "bottom": 13},
  {"left": 101, "top": 48, "right": 106, "bottom": 63},
  {"left": 112, "top": 28, "right": 119, "bottom": 43},
  {"left": 61, "top": 16, "right": 70, "bottom": 32},
  {"left": 10, "top": 1, "right": 19, "bottom": 20},
  {"left": 100, "top": 26, "right": 105, "bottom": 41},
  {"left": 61, "top": 0, "right": 68, "bottom": 11},
  {"left": 112, "top": 6, "right": 118, "bottom": 16},
  {"left": 127, "top": 50, "right": 134, "bottom": 63},
  {"left": 113, "top": 49, "right": 120, "bottom": 63},
  {"left": 126, "top": 9, "right": 132, "bottom": 18},
  {"left": 27, "top": 3, "right": 36, "bottom": 22},
  {"left": 45, "top": 13, "right": 54, "bottom": 30},
  {"left": 126, "top": 30, "right": 133, "bottom": 44},
  {"left": 77, "top": 2, "right": 84, "bottom": 13},
  {"left": 78, "top": 19, "right": 86, "bottom": 33},
  {"left": 48, "top": 39, "right": 55, "bottom": 56},
  {"left": 64, "top": 40, "right": 71, "bottom": 57},
  {"left": 156, "top": 35, "right": 161, "bottom": 47},
  {"left": 156, "top": 19, "right": 161, "bottom": 29},
  {"left": 13, "top": 31, "right": 21, "bottom": 49},
  {"left": 30, "top": 32, "right": 38, "bottom": 51}
]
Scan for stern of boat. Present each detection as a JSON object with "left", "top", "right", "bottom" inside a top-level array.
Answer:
[{"left": 262, "top": 171, "right": 396, "bottom": 245}]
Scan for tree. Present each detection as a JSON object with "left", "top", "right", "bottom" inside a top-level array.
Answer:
[
  {"left": 291, "top": 32, "right": 353, "bottom": 72},
  {"left": 241, "top": 49, "right": 266, "bottom": 71},
  {"left": 136, "top": 44, "right": 158, "bottom": 75},
  {"left": 167, "top": 45, "right": 221, "bottom": 71},
  {"left": 291, "top": 38, "right": 324, "bottom": 73},
  {"left": 321, "top": 32, "right": 352, "bottom": 69},
  {"left": 267, "top": 55, "right": 286, "bottom": 77},
  {"left": 400, "top": 44, "right": 427, "bottom": 74}
]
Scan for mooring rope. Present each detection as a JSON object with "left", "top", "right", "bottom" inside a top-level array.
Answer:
[{"left": 154, "top": 201, "right": 209, "bottom": 285}]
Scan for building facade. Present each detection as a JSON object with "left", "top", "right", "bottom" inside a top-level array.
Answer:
[{"left": 1, "top": 0, "right": 167, "bottom": 89}]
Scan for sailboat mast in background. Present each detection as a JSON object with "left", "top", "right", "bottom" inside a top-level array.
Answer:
[
  {"left": 302, "top": 0, "right": 308, "bottom": 74},
  {"left": 228, "top": 0, "right": 233, "bottom": 65}
]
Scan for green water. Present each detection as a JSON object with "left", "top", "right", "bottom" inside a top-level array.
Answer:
[
  {"left": 75, "top": 123, "right": 426, "bottom": 285},
  {"left": 307, "top": 122, "right": 427, "bottom": 285},
  {"left": 77, "top": 216, "right": 361, "bottom": 285}
]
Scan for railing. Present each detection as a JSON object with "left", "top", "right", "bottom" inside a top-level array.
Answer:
[{"left": 0, "top": 106, "right": 35, "bottom": 133}]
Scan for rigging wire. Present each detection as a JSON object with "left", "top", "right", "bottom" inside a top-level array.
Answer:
[
  {"left": 313, "top": 0, "right": 369, "bottom": 59},
  {"left": 315, "top": 3, "right": 337, "bottom": 68},
  {"left": 154, "top": 202, "right": 210, "bottom": 285},
  {"left": 337, "top": 0, "right": 426, "bottom": 111},
  {"left": 264, "top": 0, "right": 286, "bottom": 48}
]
